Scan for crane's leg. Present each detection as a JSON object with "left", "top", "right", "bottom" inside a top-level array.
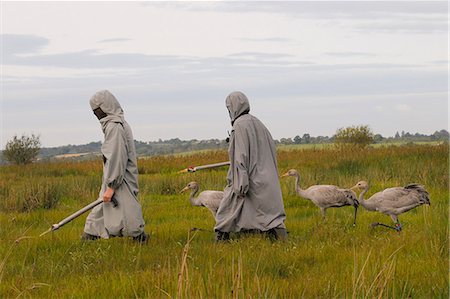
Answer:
[
  {"left": 352, "top": 206, "right": 358, "bottom": 226},
  {"left": 390, "top": 215, "right": 402, "bottom": 231},
  {"left": 320, "top": 208, "right": 327, "bottom": 221},
  {"left": 371, "top": 215, "right": 402, "bottom": 232},
  {"left": 371, "top": 222, "right": 398, "bottom": 231}
]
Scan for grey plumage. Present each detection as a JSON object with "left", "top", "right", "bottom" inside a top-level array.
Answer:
[
  {"left": 351, "top": 181, "right": 430, "bottom": 231},
  {"left": 282, "top": 169, "right": 359, "bottom": 225},
  {"left": 180, "top": 181, "right": 224, "bottom": 218}
]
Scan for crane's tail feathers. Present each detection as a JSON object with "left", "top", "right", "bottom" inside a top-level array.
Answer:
[
  {"left": 344, "top": 191, "right": 359, "bottom": 208},
  {"left": 405, "top": 184, "right": 431, "bottom": 205}
]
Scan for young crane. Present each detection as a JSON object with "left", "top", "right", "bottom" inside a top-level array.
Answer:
[
  {"left": 282, "top": 169, "right": 359, "bottom": 225},
  {"left": 180, "top": 181, "right": 224, "bottom": 218},
  {"left": 351, "top": 181, "right": 430, "bottom": 231}
]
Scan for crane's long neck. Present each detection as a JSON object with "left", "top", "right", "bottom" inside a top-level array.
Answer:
[
  {"left": 357, "top": 187, "right": 370, "bottom": 210},
  {"left": 294, "top": 173, "right": 309, "bottom": 199},
  {"left": 189, "top": 187, "right": 202, "bottom": 206}
]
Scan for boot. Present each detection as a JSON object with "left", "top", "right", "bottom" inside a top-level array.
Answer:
[
  {"left": 215, "top": 231, "right": 230, "bottom": 242},
  {"left": 132, "top": 232, "right": 149, "bottom": 244},
  {"left": 266, "top": 227, "right": 288, "bottom": 241},
  {"left": 81, "top": 232, "right": 100, "bottom": 241}
]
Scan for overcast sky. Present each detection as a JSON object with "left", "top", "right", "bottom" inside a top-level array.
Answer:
[{"left": 1, "top": 1, "right": 448, "bottom": 147}]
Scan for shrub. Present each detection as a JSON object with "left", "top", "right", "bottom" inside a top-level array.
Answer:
[
  {"left": 3, "top": 134, "right": 41, "bottom": 164},
  {"left": 334, "top": 125, "right": 374, "bottom": 149}
]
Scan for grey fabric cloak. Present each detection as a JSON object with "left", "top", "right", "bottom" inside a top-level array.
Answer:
[
  {"left": 84, "top": 90, "right": 145, "bottom": 238},
  {"left": 214, "top": 91, "right": 286, "bottom": 233}
]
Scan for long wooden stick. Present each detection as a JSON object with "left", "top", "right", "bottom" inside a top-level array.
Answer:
[
  {"left": 178, "top": 161, "right": 230, "bottom": 173},
  {"left": 40, "top": 197, "right": 117, "bottom": 237}
]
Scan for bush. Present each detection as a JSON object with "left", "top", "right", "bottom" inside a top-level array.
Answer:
[
  {"left": 334, "top": 125, "right": 374, "bottom": 149},
  {"left": 3, "top": 134, "right": 41, "bottom": 164}
]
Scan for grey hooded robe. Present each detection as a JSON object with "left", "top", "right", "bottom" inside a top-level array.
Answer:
[
  {"left": 214, "top": 92, "right": 286, "bottom": 233},
  {"left": 83, "top": 90, "right": 145, "bottom": 238}
]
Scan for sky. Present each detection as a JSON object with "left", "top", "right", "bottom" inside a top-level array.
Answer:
[{"left": 1, "top": 1, "right": 448, "bottom": 148}]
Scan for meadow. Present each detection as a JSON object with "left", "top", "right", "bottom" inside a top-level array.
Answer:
[{"left": 0, "top": 144, "right": 448, "bottom": 298}]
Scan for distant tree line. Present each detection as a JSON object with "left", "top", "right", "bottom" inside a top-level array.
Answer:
[
  {"left": 284, "top": 129, "right": 449, "bottom": 145},
  {"left": 277, "top": 133, "right": 331, "bottom": 145},
  {"left": 1, "top": 129, "right": 448, "bottom": 165},
  {"left": 134, "top": 138, "right": 228, "bottom": 156}
]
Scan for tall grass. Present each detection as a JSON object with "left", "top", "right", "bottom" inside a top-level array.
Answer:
[{"left": 0, "top": 144, "right": 448, "bottom": 298}]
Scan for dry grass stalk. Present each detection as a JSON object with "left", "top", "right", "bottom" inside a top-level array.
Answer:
[
  {"left": 232, "top": 249, "right": 243, "bottom": 299},
  {"left": 177, "top": 230, "right": 197, "bottom": 299}
]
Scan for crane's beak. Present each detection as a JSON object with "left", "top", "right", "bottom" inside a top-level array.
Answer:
[
  {"left": 281, "top": 172, "right": 289, "bottom": 178},
  {"left": 180, "top": 186, "right": 189, "bottom": 193},
  {"left": 349, "top": 184, "right": 359, "bottom": 191}
]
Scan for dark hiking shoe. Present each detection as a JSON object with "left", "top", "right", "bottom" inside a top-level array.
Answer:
[
  {"left": 81, "top": 232, "right": 100, "bottom": 241},
  {"left": 215, "top": 231, "right": 230, "bottom": 243},
  {"left": 266, "top": 228, "right": 288, "bottom": 241},
  {"left": 132, "top": 232, "right": 149, "bottom": 244}
]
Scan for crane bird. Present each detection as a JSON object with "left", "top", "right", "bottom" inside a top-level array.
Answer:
[
  {"left": 180, "top": 181, "right": 224, "bottom": 218},
  {"left": 281, "top": 169, "right": 359, "bottom": 225},
  {"left": 350, "top": 181, "right": 430, "bottom": 231}
]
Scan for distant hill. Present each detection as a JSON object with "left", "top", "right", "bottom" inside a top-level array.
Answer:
[
  {"left": 39, "top": 141, "right": 103, "bottom": 159},
  {"left": 37, "top": 138, "right": 229, "bottom": 162}
]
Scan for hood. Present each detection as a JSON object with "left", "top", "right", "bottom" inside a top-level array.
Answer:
[
  {"left": 225, "top": 91, "right": 250, "bottom": 125},
  {"left": 89, "top": 90, "right": 124, "bottom": 132}
]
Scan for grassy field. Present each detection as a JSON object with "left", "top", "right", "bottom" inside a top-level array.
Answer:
[{"left": 0, "top": 144, "right": 448, "bottom": 298}]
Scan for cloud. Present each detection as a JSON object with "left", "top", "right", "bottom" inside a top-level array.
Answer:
[
  {"left": 324, "top": 51, "right": 377, "bottom": 58},
  {"left": 227, "top": 52, "right": 295, "bottom": 60},
  {"left": 429, "top": 60, "right": 449, "bottom": 65},
  {"left": 1, "top": 37, "right": 309, "bottom": 70},
  {"left": 155, "top": 1, "right": 448, "bottom": 21},
  {"left": 236, "top": 37, "right": 292, "bottom": 43},
  {"left": 151, "top": 2, "right": 448, "bottom": 34},
  {"left": 4, "top": 35, "right": 437, "bottom": 73},
  {"left": 354, "top": 19, "right": 448, "bottom": 34},
  {"left": 98, "top": 38, "right": 132, "bottom": 43},
  {"left": 3, "top": 37, "right": 447, "bottom": 102},
  {"left": 1, "top": 34, "right": 49, "bottom": 55},
  {"left": 396, "top": 104, "right": 412, "bottom": 112},
  {"left": 2, "top": 40, "right": 191, "bottom": 69}
]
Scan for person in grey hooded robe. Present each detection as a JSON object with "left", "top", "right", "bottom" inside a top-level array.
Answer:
[
  {"left": 82, "top": 90, "right": 147, "bottom": 242},
  {"left": 214, "top": 91, "right": 287, "bottom": 241}
]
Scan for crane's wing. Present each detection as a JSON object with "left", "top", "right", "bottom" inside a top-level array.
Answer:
[
  {"left": 367, "top": 188, "right": 407, "bottom": 206},
  {"left": 198, "top": 191, "right": 224, "bottom": 215},
  {"left": 372, "top": 187, "right": 427, "bottom": 214},
  {"left": 305, "top": 185, "right": 355, "bottom": 208}
]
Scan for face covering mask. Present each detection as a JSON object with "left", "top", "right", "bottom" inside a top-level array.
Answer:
[{"left": 93, "top": 107, "right": 107, "bottom": 120}]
